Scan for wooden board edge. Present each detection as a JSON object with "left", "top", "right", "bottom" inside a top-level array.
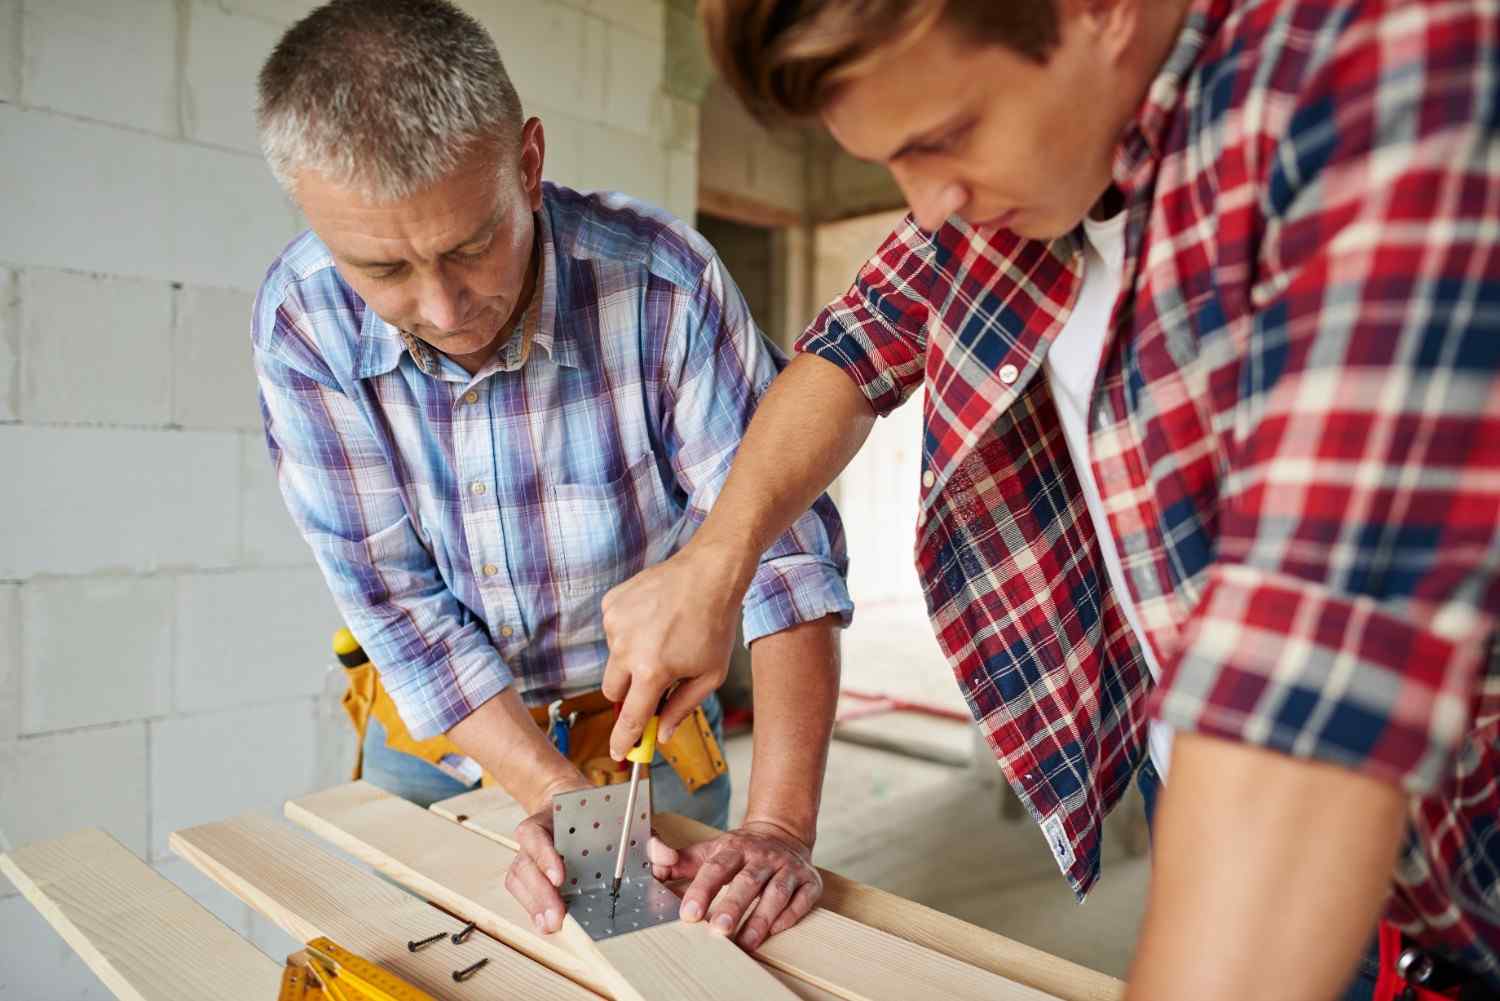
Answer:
[
  {"left": 697, "top": 185, "right": 805, "bottom": 229},
  {"left": 659, "top": 814, "right": 1124, "bottom": 1001},
  {"left": 293, "top": 783, "right": 800, "bottom": 1001},
  {"left": 282, "top": 787, "right": 620, "bottom": 1001},
  {"left": 170, "top": 814, "right": 601, "bottom": 1001},
  {"left": 3, "top": 828, "right": 282, "bottom": 1001},
  {"left": 430, "top": 789, "right": 1123, "bottom": 1001}
]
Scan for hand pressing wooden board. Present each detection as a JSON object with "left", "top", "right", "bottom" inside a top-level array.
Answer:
[
  {"left": 1, "top": 828, "right": 282, "bottom": 1001},
  {"left": 170, "top": 812, "right": 599, "bottom": 1001},
  {"left": 429, "top": 786, "right": 1066, "bottom": 1001},
  {"left": 286, "top": 782, "right": 800, "bottom": 1001}
]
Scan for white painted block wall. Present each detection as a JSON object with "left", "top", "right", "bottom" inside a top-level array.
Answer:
[{"left": 0, "top": 1, "right": 684, "bottom": 996}]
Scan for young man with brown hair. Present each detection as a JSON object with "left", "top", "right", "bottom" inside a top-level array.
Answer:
[{"left": 599, "top": 0, "right": 1500, "bottom": 997}]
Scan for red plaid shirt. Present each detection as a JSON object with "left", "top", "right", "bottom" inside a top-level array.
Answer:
[{"left": 799, "top": 0, "right": 1500, "bottom": 980}]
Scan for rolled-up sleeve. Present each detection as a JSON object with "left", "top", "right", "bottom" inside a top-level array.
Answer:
[
  {"left": 660, "top": 252, "right": 854, "bottom": 644},
  {"left": 1152, "top": 12, "right": 1500, "bottom": 793},
  {"left": 253, "top": 288, "right": 512, "bottom": 739},
  {"left": 795, "top": 215, "right": 933, "bottom": 418}
]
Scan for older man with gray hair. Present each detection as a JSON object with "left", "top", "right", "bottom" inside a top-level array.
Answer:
[{"left": 251, "top": 0, "right": 850, "bottom": 950}]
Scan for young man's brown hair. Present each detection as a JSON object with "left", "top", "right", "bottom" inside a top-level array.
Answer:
[{"left": 700, "top": 0, "right": 1060, "bottom": 120}]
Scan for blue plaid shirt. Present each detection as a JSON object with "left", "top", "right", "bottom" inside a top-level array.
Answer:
[{"left": 253, "top": 183, "right": 852, "bottom": 739}]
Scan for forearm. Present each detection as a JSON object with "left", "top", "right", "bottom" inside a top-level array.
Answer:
[
  {"left": 446, "top": 688, "right": 588, "bottom": 814},
  {"left": 741, "top": 616, "right": 842, "bottom": 847},
  {"left": 693, "top": 353, "right": 876, "bottom": 591},
  {"left": 1126, "top": 733, "right": 1407, "bottom": 1001}
]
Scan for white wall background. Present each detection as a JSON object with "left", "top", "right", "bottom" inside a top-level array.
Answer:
[
  {"left": 815, "top": 211, "right": 925, "bottom": 609},
  {"left": 0, "top": 1, "right": 688, "bottom": 996}
]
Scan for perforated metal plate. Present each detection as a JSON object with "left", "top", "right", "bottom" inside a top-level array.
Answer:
[{"left": 552, "top": 778, "right": 679, "bottom": 941}]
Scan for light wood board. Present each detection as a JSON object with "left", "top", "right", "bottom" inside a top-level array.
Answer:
[
  {"left": 286, "top": 782, "right": 799, "bottom": 1001},
  {"left": 0, "top": 827, "right": 282, "bottom": 1001},
  {"left": 169, "top": 812, "right": 599, "bottom": 1001},
  {"left": 657, "top": 814, "right": 1123, "bottom": 1001},
  {"left": 431, "top": 783, "right": 530, "bottom": 837},
  {"left": 429, "top": 788, "right": 1064, "bottom": 1001}
]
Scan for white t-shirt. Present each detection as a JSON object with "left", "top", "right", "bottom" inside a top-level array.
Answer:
[{"left": 1042, "top": 211, "right": 1176, "bottom": 780}]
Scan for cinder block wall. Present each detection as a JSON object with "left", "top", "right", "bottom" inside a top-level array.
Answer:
[{"left": 0, "top": 1, "right": 689, "bottom": 995}]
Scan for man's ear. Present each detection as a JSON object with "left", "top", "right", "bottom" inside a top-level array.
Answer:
[
  {"left": 1065, "top": 0, "right": 1141, "bottom": 65},
  {"left": 520, "top": 117, "right": 546, "bottom": 211}
]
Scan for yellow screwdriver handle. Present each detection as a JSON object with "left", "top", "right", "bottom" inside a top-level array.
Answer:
[{"left": 626, "top": 716, "right": 659, "bottom": 764}]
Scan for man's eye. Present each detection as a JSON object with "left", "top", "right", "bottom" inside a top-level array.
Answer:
[{"left": 916, "top": 123, "right": 973, "bottom": 157}]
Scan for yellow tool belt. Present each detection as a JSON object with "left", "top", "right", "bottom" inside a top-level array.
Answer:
[{"left": 337, "top": 638, "right": 726, "bottom": 794}]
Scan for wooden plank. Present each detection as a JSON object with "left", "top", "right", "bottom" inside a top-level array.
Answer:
[
  {"left": 431, "top": 783, "right": 530, "bottom": 833},
  {"left": 283, "top": 783, "right": 608, "bottom": 997},
  {"left": 169, "top": 812, "right": 599, "bottom": 1001},
  {"left": 697, "top": 185, "right": 805, "bottom": 229},
  {"left": 0, "top": 828, "right": 281, "bottom": 1001},
  {"left": 286, "top": 782, "right": 800, "bottom": 1001},
  {"left": 657, "top": 815, "right": 1124, "bottom": 1001},
  {"left": 430, "top": 789, "right": 1065, "bottom": 1001}
]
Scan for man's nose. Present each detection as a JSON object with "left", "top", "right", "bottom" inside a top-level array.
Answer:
[
  {"left": 896, "top": 170, "right": 970, "bottom": 232},
  {"left": 418, "top": 269, "right": 470, "bottom": 332}
]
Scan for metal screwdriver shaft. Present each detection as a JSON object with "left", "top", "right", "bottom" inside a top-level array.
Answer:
[{"left": 610, "top": 711, "right": 661, "bottom": 917}]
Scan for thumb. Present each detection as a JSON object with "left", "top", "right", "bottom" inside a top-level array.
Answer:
[
  {"left": 657, "top": 674, "right": 719, "bottom": 744},
  {"left": 647, "top": 835, "right": 680, "bottom": 868}
]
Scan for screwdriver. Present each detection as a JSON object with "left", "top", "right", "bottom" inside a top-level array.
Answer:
[{"left": 610, "top": 698, "right": 664, "bottom": 913}]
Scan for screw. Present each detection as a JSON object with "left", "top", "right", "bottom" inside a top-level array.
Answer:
[
  {"left": 451, "top": 921, "right": 477, "bottom": 944},
  {"left": 452, "top": 957, "right": 489, "bottom": 982},
  {"left": 407, "top": 931, "right": 445, "bottom": 952}
]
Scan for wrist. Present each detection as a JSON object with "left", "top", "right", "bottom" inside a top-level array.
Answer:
[
  {"left": 741, "top": 811, "right": 817, "bottom": 854},
  {"left": 684, "top": 531, "right": 760, "bottom": 600},
  {"left": 528, "top": 771, "right": 592, "bottom": 815}
]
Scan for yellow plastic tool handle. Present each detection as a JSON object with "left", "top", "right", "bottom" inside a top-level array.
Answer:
[
  {"left": 332, "top": 628, "right": 370, "bottom": 670},
  {"left": 626, "top": 715, "right": 659, "bottom": 764}
]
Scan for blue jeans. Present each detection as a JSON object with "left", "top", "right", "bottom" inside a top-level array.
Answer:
[
  {"left": 1135, "top": 759, "right": 1380, "bottom": 1001},
  {"left": 362, "top": 691, "right": 733, "bottom": 830}
]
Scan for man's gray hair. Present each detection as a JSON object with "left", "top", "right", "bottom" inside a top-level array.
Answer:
[{"left": 257, "top": 0, "right": 524, "bottom": 201}]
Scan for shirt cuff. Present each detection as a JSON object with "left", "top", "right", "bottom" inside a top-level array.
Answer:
[
  {"left": 795, "top": 313, "right": 910, "bottom": 418},
  {"left": 384, "top": 646, "right": 515, "bottom": 741},
  {"left": 741, "top": 555, "right": 855, "bottom": 646},
  {"left": 1151, "top": 564, "right": 1485, "bottom": 794}
]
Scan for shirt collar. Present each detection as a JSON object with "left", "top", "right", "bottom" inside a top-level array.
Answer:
[
  {"left": 1110, "top": 0, "right": 1232, "bottom": 198},
  {"left": 352, "top": 187, "right": 578, "bottom": 381}
]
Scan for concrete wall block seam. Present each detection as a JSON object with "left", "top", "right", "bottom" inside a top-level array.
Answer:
[
  {"left": 0, "top": 2, "right": 20, "bottom": 106},
  {"left": 0, "top": 424, "right": 242, "bottom": 578},
  {"left": 20, "top": 0, "right": 179, "bottom": 138},
  {"left": 0, "top": 267, "right": 16, "bottom": 422},
  {"left": 0, "top": 106, "right": 300, "bottom": 292},
  {"left": 149, "top": 698, "right": 320, "bottom": 860},
  {"left": 20, "top": 573, "right": 175, "bottom": 735},
  {"left": 19, "top": 268, "right": 174, "bottom": 426}
]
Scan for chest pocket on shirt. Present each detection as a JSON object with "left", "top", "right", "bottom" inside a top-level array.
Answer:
[{"left": 550, "top": 452, "right": 677, "bottom": 597}]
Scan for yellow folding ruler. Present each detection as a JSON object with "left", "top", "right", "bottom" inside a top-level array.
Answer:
[{"left": 277, "top": 937, "right": 437, "bottom": 1001}]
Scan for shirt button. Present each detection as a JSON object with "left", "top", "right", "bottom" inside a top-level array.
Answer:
[
  {"left": 999, "top": 363, "right": 1020, "bottom": 385},
  {"left": 482, "top": 563, "right": 498, "bottom": 577},
  {"left": 922, "top": 470, "right": 936, "bottom": 489},
  {"left": 470, "top": 481, "right": 486, "bottom": 496},
  {"left": 464, "top": 390, "right": 479, "bottom": 404},
  {"left": 500, "top": 625, "right": 514, "bottom": 638}
]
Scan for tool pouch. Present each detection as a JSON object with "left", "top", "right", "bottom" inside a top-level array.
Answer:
[
  {"left": 568, "top": 705, "right": 729, "bottom": 792},
  {"left": 341, "top": 654, "right": 727, "bottom": 794},
  {"left": 339, "top": 660, "right": 377, "bottom": 782},
  {"left": 659, "top": 705, "right": 729, "bottom": 792}
]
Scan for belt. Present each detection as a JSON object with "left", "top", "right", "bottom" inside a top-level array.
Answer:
[{"left": 1374, "top": 921, "right": 1491, "bottom": 1001}]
